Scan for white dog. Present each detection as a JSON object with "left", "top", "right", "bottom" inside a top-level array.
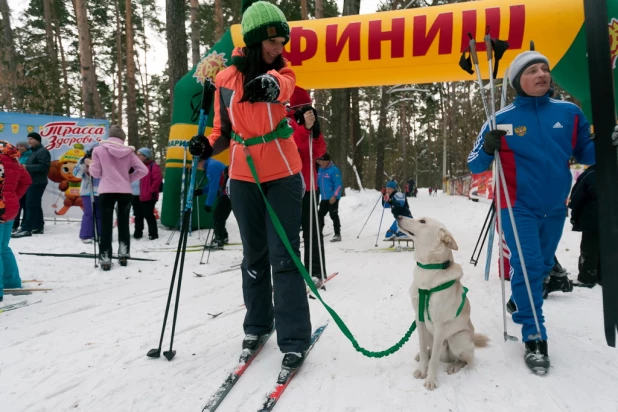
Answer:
[{"left": 397, "top": 216, "right": 488, "bottom": 390}]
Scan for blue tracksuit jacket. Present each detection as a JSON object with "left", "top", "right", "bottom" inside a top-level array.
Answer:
[
  {"left": 468, "top": 93, "right": 595, "bottom": 342},
  {"left": 468, "top": 94, "right": 595, "bottom": 216},
  {"left": 203, "top": 158, "right": 227, "bottom": 208},
  {"left": 317, "top": 162, "right": 342, "bottom": 200}
]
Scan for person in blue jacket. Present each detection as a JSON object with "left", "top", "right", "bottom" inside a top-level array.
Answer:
[
  {"left": 195, "top": 157, "right": 231, "bottom": 248},
  {"left": 382, "top": 180, "right": 412, "bottom": 240},
  {"left": 316, "top": 153, "right": 342, "bottom": 242},
  {"left": 468, "top": 50, "right": 595, "bottom": 374}
]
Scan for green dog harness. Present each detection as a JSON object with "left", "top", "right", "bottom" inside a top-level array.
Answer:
[
  {"left": 416, "top": 261, "right": 469, "bottom": 323},
  {"left": 230, "top": 118, "right": 294, "bottom": 147}
]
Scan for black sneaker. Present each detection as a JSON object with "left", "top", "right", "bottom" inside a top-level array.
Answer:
[
  {"left": 209, "top": 238, "right": 224, "bottom": 248},
  {"left": 148, "top": 234, "right": 158, "bottom": 240},
  {"left": 543, "top": 275, "right": 573, "bottom": 299},
  {"left": 282, "top": 352, "right": 306, "bottom": 371},
  {"left": 524, "top": 340, "right": 550, "bottom": 375},
  {"left": 331, "top": 234, "right": 341, "bottom": 242},
  {"left": 32, "top": 229, "right": 44, "bottom": 235},
  {"left": 11, "top": 231, "right": 32, "bottom": 238},
  {"left": 506, "top": 298, "right": 517, "bottom": 314},
  {"left": 133, "top": 233, "right": 143, "bottom": 240},
  {"left": 119, "top": 257, "right": 128, "bottom": 267}
]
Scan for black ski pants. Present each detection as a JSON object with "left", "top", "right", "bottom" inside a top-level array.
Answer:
[
  {"left": 578, "top": 231, "right": 601, "bottom": 284},
  {"left": 318, "top": 199, "right": 341, "bottom": 236},
  {"left": 99, "top": 193, "right": 132, "bottom": 263},
  {"left": 213, "top": 195, "right": 232, "bottom": 240},
  {"left": 230, "top": 174, "right": 311, "bottom": 353}
]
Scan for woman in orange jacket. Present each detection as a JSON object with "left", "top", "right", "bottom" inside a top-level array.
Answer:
[{"left": 189, "top": 0, "right": 310, "bottom": 371}]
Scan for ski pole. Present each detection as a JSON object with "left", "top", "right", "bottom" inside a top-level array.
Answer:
[
  {"left": 199, "top": 228, "right": 212, "bottom": 265},
  {"left": 374, "top": 202, "right": 386, "bottom": 247},
  {"left": 148, "top": 82, "right": 214, "bottom": 361},
  {"left": 483, "top": 66, "right": 510, "bottom": 280},
  {"left": 467, "top": 34, "right": 517, "bottom": 341},
  {"left": 206, "top": 216, "right": 215, "bottom": 265},
  {"left": 496, "top": 155, "right": 542, "bottom": 341},
  {"left": 357, "top": 194, "right": 382, "bottom": 238},
  {"left": 308, "top": 130, "right": 326, "bottom": 285},
  {"left": 470, "top": 202, "right": 494, "bottom": 265}
]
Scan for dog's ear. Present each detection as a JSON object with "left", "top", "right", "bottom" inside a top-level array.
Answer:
[{"left": 439, "top": 228, "right": 459, "bottom": 251}]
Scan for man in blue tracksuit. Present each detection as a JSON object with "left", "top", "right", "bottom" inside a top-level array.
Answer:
[
  {"left": 316, "top": 153, "right": 342, "bottom": 242},
  {"left": 196, "top": 157, "right": 230, "bottom": 247},
  {"left": 382, "top": 180, "right": 412, "bottom": 240},
  {"left": 468, "top": 50, "right": 595, "bottom": 374}
]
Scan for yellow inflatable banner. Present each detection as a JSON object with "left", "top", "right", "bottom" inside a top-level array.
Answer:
[{"left": 228, "top": 0, "right": 583, "bottom": 88}]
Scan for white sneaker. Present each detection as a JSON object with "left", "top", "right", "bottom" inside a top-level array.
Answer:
[{"left": 82, "top": 238, "right": 94, "bottom": 244}]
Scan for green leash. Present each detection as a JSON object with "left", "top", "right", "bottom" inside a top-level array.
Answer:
[{"left": 243, "top": 152, "right": 416, "bottom": 358}]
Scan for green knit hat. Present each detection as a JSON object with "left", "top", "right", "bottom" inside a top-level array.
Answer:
[{"left": 241, "top": 1, "right": 290, "bottom": 47}]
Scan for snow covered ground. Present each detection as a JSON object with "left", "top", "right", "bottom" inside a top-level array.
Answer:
[{"left": 1, "top": 189, "right": 617, "bottom": 412}]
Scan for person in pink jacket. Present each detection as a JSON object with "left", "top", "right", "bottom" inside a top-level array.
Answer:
[
  {"left": 135, "top": 147, "right": 162, "bottom": 240},
  {"left": 88, "top": 125, "right": 148, "bottom": 270}
]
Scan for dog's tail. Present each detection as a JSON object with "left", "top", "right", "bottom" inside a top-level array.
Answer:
[{"left": 473, "top": 333, "right": 489, "bottom": 348}]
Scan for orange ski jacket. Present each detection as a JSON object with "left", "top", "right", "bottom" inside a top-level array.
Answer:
[{"left": 207, "top": 48, "right": 302, "bottom": 183}]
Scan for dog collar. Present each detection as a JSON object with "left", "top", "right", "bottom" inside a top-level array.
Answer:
[{"left": 416, "top": 261, "right": 451, "bottom": 270}]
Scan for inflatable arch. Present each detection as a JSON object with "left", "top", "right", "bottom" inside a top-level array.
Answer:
[{"left": 161, "top": 0, "right": 618, "bottom": 228}]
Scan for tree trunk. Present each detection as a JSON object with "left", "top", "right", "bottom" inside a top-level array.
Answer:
[
  {"left": 350, "top": 88, "right": 363, "bottom": 190},
  {"left": 73, "top": 0, "right": 103, "bottom": 118},
  {"left": 399, "top": 104, "right": 408, "bottom": 184},
  {"left": 315, "top": 0, "right": 323, "bottom": 18},
  {"left": 125, "top": 0, "right": 139, "bottom": 147},
  {"left": 374, "top": 86, "right": 390, "bottom": 190},
  {"left": 313, "top": 0, "right": 324, "bottom": 110},
  {"left": 51, "top": 3, "right": 71, "bottom": 116},
  {"left": 166, "top": 0, "right": 188, "bottom": 109},
  {"left": 43, "top": 0, "right": 61, "bottom": 114},
  {"left": 328, "top": 0, "right": 361, "bottom": 193},
  {"left": 115, "top": 0, "right": 124, "bottom": 125},
  {"left": 0, "top": 0, "right": 16, "bottom": 109},
  {"left": 300, "top": 0, "right": 308, "bottom": 19},
  {"left": 214, "top": 0, "right": 224, "bottom": 41},
  {"left": 190, "top": 0, "right": 200, "bottom": 67},
  {"left": 140, "top": 2, "right": 154, "bottom": 150}
]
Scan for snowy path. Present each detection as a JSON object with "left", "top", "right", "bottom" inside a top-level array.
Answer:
[{"left": 1, "top": 189, "right": 616, "bottom": 412}]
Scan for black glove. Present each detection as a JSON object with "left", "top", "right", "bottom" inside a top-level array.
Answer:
[
  {"left": 294, "top": 106, "right": 321, "bottom": 137},
  {"left": 188, "top": 135, "right": 213, "bottom": 159},
  {"left": 204, "top": 205, "right": 212, "bottom": 213},
  {"left": 244, "top": 74, "right": 280, "bottom": 103},
  {"left": 482, "top": 129, "right": 506, "bottom": 155},
  {"left": 194, "top": 188, "right": 203, "bottom": 196}
]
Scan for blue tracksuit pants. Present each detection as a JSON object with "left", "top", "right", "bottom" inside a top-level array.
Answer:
[{"left": 501, "top": 206, "right": 565, "bottom": 341}]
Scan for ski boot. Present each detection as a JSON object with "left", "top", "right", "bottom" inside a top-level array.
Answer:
[
  {"left": 506, "top": 298, "right": 517, "bottom": 314},
  {"left": 543, "top": 274, "right": 573, "bottom": 299},
  {"left": 524, "top": 340, "right": 550, "bottom": 375},
  {"left": 119, "top": 256, "right": 128, "bottom": 267},
  {"left": 282, "top": 351, "right": 307, "bottom": 371},
  {"left": 101, "top": 262, "right": 112, "bottom": 271}
]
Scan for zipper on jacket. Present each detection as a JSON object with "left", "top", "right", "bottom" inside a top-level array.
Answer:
[{"left": 268, "top": 104, "right": 293, "bottom": 176}]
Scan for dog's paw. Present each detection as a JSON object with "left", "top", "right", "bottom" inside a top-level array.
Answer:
[
  {"left": 413, "top": 367, "right": 428, "bottom": 379},
  {"left": 424, "top": 378, "right": 438, "bottom": 390},
  {"left": 446, "top": 361, "right": 466, "bottom": 375},
  {"left": 415, "top": 349, "right": 431, "bottom": 362}
]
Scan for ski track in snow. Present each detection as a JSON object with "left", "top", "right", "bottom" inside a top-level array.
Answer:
[{"left": 1, "top": 189, "right": 617, "bottom": 412}]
